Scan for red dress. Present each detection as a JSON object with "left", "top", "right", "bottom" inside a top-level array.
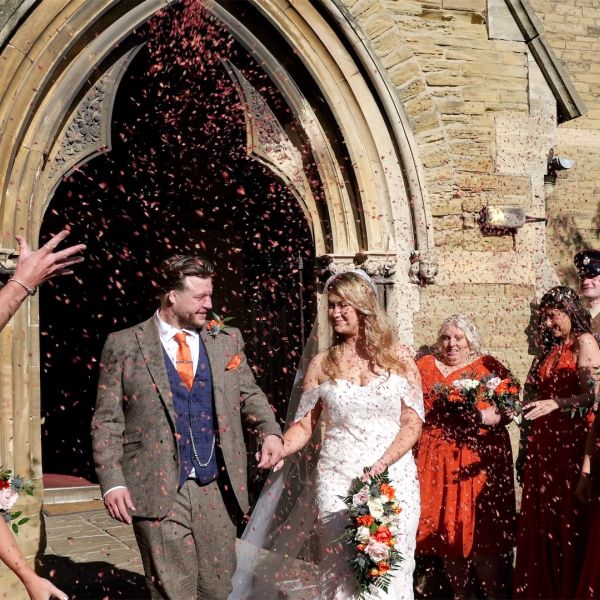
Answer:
[
  {"left": 415, "top": 354, "right": 516, "bottom": 558},
  {"left": 514, "top": 339, "right": 588, "bottom": 599},
  {"left": 576, "top": 425, "right": 600, "bottom": 599}
]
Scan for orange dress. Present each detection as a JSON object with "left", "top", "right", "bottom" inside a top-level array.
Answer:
[
  {"left": 415, "top": 354, "right": 516, "bottom": 558},
  {"left": 514, "top": 339, "right": 588, "bottom": 599}
]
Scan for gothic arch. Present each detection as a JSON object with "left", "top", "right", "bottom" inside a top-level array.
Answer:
[{"left": 0, "top": 0, "right": 435, "bottom": 568}]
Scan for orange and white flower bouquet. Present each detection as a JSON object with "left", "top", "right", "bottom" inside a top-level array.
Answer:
[{"left": 339, "top": 468, "right": 403, "bottom": 599}]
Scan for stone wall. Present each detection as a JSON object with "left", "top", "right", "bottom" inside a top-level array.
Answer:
[
  {"left": 529, "top": 0, "right": 600, "bottom": 285},
  {"left": 341, "top": 0, "right": 573, "bottom": 383}
]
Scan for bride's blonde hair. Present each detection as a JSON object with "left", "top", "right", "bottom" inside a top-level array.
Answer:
[{"left": 322, "top": 271, "right": 407, "bottom": 379}]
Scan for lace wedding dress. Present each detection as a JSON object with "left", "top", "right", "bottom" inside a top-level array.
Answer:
[{"left": 295, "top": 373, "right": 424, "bottom": 600}]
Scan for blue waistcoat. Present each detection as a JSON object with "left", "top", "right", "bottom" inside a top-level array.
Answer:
[{"left": 163, "top": 337, "right": 218, "bottom": 487}]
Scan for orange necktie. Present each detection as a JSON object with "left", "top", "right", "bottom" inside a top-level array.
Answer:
[{"left": 174, "top": 332, "right": 194, "bottom": 390}]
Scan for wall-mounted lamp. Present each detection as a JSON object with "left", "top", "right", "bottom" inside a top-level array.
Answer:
[
  {"left": 545, "top": 150, "right": 575, "bottom": 184},
  {"left": 478, "top": 206, "right": 547, "bottom": 232}
]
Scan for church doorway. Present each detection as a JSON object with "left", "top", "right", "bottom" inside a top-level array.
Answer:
[{"left": 39, "top": 4, "right": 320, "bottom": 488}]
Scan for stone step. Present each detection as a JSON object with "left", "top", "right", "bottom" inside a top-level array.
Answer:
[{"left": 44, "top": 484, "right": 102, "bottom": 505}]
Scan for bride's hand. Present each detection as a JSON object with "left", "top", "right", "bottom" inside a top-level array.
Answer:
[
  {"left": 273, "top": 459, "right": 285, "bottom": 472},
  {"left": 368, "top": 458, "right": 388, "bottom": 478}
]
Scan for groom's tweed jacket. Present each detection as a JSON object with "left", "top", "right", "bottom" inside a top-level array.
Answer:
[{"left": 91, "top": 316, "right": 281, "bottom": 518}]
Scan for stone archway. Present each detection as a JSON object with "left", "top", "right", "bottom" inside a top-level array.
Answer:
[{"left": 0, "top": 0, "right": 435, "bottom": 578}]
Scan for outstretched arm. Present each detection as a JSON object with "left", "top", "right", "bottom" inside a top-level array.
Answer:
[
  {"left": 0, "top": 229, "right": 85, "bottom": 330},
  {"left": 370, "top": 348, "right": 423, "bottom": 476},
  {"left": 524, "top": 333, "right": 600, "bottom": 420},
  {"left": 0, "top": 519, "right": 67, "bottom": 600}
]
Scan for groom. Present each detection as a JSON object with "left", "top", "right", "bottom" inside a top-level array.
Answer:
[{"left": 92, "top": 254, "right": 283, "bottom": 599}]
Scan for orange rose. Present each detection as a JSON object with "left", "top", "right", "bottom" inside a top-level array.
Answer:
[
  {"left": 378, "top": 562, "right": 390, "bottom": 574},
  {"left": 356, "top": 515, "right": 374, "bottom": 527},
  {"left": 495, "top": 380, "right": 510, "bottom": 394},
  {"left": 508, "top": 385, "right": 519, "bottom": 395},
  {"left": 356, "top": 544, "right": 366, "bottom": 552},
  {"left": 369, "top": 569, "right": 380, "bottom": 578},
  {"left": 393, "top": 505, "right": 403, "bottom": 514},
  {"left": 447, "top": 389, "right": 464, "bottom": 403},
  {"left": 374, "top": 525, "right": 393, "bottom": 544},
  {"left": 380, "top": 483, "right": 395, "bottom": 500}
]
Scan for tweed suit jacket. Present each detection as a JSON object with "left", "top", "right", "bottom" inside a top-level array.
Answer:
[{"left": 91, "top": 315, "right": 282, "bottom": 518}]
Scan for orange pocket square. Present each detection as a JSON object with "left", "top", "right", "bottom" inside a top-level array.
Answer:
[{"left": 225, "top": 354, "right": 241, "bottom": 371}]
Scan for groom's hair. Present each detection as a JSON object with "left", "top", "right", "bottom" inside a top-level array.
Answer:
[{"left": 155, "top": 254, "right": 215, "bottom": 294}]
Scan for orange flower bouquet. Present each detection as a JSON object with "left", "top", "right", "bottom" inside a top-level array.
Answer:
[
  {"left": 339, "top": 468, "right": 403, "bottom": 599},
  {"left": 483, "top": 375, "right": 522, "bottom": 412}
]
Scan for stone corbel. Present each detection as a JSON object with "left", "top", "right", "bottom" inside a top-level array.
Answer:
[
  {"left": 0, "top": 248, "right": 18, "bottom": 276},
  {"left": 409, "top": 249, "right": 439, "bottom": 286},
  {"left": 318, "top": 253, "right": 397, "bottom": 308},
  {"left": 318, "top": 253, "right": 395, "bottom": 279}
]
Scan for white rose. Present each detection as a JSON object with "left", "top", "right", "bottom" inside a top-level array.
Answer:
[
  {"left": 465, "top": 379, "right": 480, "bottom": 390},
  {"left": 355, "top": 526, "right": 371, "bottom": 543},
  {"left": 485, "top": 377, "right": 501, "bottom": 391},
  {"left": 452, "top": 379, "right": 468, "bottom": 391},
  {"left": 367, "top": 497, "right": 384, "bottom": 519},
  {"left": 380, "top": 493, "right": 390, "bottom": 504},
  {"left": 0, "top": 487, "right": 19, "bottom": 511},
  {"left": 352, "top": 486, "right": 369, "bottom": 506},
  {"left": 365, "top": 539, "right": 390, "bottom": 563}
]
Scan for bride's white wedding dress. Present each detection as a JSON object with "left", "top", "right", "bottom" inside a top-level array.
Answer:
[{"left": 295, "top": 373, "right": 425, "bottom": 600}]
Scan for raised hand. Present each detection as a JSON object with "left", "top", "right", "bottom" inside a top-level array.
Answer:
[{"left": 13, "top": 229, "right": 85, "bottom": 288}]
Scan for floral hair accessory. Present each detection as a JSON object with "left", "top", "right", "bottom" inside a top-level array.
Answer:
[
  {"left": 0, "top": 466, "right": 34, "bottom": 534},
  {"left": 206, "top": 313, "right": 234, "bottom": 338}
]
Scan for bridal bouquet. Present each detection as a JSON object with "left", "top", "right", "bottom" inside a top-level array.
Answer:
[
  {"left": 339, "top": 467, "right": 403, "bottom": 599},
  {"left": 0, "top": 466, "right": 34, "bottom": 533}
]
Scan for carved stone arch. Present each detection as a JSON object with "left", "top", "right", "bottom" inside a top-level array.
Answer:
[{"left": 0, "top": 0, "right": 437, "bottom": 576}]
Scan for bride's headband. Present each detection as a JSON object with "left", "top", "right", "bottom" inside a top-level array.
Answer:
[{"left": 323, "top": 268, "right": 378, "bottom": 295}]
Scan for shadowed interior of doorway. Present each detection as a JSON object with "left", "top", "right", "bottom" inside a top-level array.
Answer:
[{"left": 39, "top": 6, "right": 317, "bottom": 492}]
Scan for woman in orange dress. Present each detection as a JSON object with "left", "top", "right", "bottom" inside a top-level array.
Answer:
[
  {"left": 576, "top": 415, "right": 600, "bottom": 599},
  {"left": 416, "top": 314, "right": 516, "bottom": 599},
  {"left": 514, "top": 286, "right": 600, "bottom": 599}
]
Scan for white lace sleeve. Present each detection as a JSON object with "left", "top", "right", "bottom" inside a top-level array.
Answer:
[
  {"left": 293, "top": 385, "right": 322, "bottom": 422},
  {"left": 401, "top": 378, "right": 425, "bottom": 422}
]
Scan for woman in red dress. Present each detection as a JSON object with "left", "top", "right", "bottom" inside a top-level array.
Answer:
[
  {"left": 576, "top": 416, "right": 600, "bottom": 599},
  {"left": 416, "top": 314, "right": 516, "bottom": 599},
  {"left": 514, "top": 286, "right": 600, "bottom": 599}
]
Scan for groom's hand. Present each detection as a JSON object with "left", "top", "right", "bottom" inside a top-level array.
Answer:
[
  {"left": 104, "top": 488, "right": 136, "bottom": 524},
  {"left": 256, "top": 435, "right": 284, "bottom": 469}
]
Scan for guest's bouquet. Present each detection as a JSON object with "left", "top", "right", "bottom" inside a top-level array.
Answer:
[
  {"left": 339, "top": 467, "right": 403, "bottom": 599},
  {"left": 482, "top": 375, "right": 522, "bottom": 412},
  {"left": 0, "top": 466, "right": 34, "bottom": 533},
  {"left": 435, "top": 373, "right": 521, "bottom": 415},
  {"left": 435, "top": 375, "right": 481, "bottom": 411}
]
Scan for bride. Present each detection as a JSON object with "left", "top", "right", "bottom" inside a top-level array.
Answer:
[{"left": 276, "top": 270, "right": 424, "bottom": 599}]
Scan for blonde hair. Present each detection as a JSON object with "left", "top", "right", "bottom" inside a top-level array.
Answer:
[
  {"left": 322, "top": 271, "right": 406, "bottom": 378},
  {"left": 435, "top": 314, "right": 482, "bottom": 357}
]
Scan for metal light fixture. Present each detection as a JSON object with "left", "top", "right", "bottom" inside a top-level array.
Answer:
[{"left": 478, "top": 206, "right": 547, "bottom": 231}]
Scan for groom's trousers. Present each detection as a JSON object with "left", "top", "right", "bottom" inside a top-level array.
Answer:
[{"left": 132, "top": 478, "right": 237, "bottom": 600}]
